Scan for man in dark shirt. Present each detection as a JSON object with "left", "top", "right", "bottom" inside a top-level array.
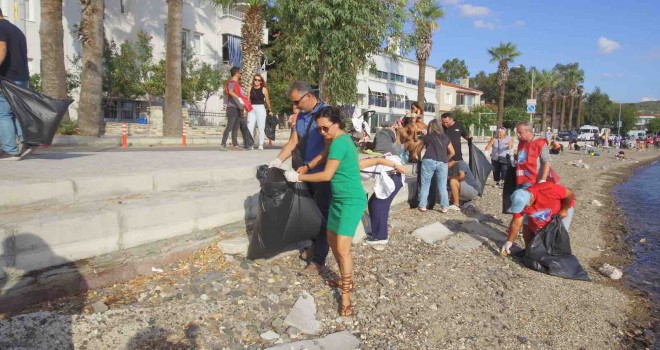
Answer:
[
  {"left": 0, "top": 8, "right": 31, "bottom": 160},
  {"left": 372, "top": 120, "right": 397, "bottom": 154},
  {"left": 441, "top": 112, "right": 471, "bottom": 161}
]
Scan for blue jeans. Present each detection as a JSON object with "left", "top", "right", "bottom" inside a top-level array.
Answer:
[
  {"left": 419, "top": 159, "right": 449, "bottom": 209},
  {"left": 0, "top": 80, "right": 28, "bottom": 155}
]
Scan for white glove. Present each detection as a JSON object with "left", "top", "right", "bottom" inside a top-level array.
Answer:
[
  {"left": 284, "top": 170, "right": 300, "bottom": 182},
  {"left": 500, "top": 241, "right": 513, "bottom": 256},
  {"left": 268, "top": 158, "right": 283, "bottom": 168}
]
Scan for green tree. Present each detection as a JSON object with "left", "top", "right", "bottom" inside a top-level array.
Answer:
[
  {"left": 583, "top": 87, "right": 614, "bottom": 126},
  {"left": 503, "top": 107, "right": 529, "bottom": 129},
  {"left": 504, "top": 65, "right": 531, "bottom": 109},
  {"left": 188, "top": 62, "right": 227, "bottom": 113},
  {"left": 646, "top": 117, "right": 660, "bottom": 133},
  {"left": 619, "top": 104, "right": 638, "bottom": 133},
  {"left": 271, "top": 0, "right": 408, "bottom": 104},
  {"left": 563, "top": 63, "right": 584, "bottom": 130},
  {"left": 410, "top": 0, "right": 444, "bottom": 110},
  {"left": 488, "top": 42, "right": 521, "bottom": 127},
  {"left": 470, "top": 71, "right": 498, "bottom": 104},
  {"left": 436, "top": 58, "right": 469, "bottom": 84},
  {"left": 535, "top": 69, "right": 559, "bottom": 131}
]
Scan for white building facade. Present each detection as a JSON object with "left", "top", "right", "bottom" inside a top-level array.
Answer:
[
  {"left": 2, "top": 0, "right": 262, "bottom": 120},
  {"left": 435, "top": 79, "right": 483, "bottom": 115},
  {"left": 635, "top": 115, "right": 655, "bottom": 130},
  {"left": 355, "top": 54, "right": 437, "bottom": 132}
]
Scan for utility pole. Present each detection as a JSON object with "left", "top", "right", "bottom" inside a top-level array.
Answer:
[
  {"left": 617, "top": 102, "right": 622, "bottom": 136},
  {"left": 529, "top": 68, "right": 535, "bottom": 123}
]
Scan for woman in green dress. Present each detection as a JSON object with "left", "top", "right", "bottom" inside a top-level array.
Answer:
[{"left": 284, "top": 106, "right": 366, "bottom": 316}]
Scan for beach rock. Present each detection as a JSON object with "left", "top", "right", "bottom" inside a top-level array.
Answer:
[
  {"left": 91, "top": 301, "right": 108, "bottom": 313},
  {"left": 412, "top": 222, "right": 454, "bottom": 244},
  {"left": 598, "top": 263, "right": 623, "bottom": 280},
  {"left": 592, "top": 200, "right": 603, "bottom": 207},
  {"left": 264, "top": 330, "right": 361, "bottom": 350},
  {"left": 260, "top": 331, "right": 280, "bottom": 341},
  {"left": 217, "top": 236, "right": 249, "bottom": 256},
  {"left": 283, "top": 292, "right": 321, "bottom": 335},
  {"left": 446, "top": 234, "right": 483, "bottom": 252}
]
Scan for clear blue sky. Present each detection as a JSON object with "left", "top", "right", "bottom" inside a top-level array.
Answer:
[{"left": 415, "top": 0, "right": 660, "bottom": 103}]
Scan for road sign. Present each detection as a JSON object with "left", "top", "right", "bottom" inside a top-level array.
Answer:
[
  {"left": 489, "top": 125, "right": 497, "bottom": 131},
  {"left": 526, "top": 99, "right": 536, "bottom": 114}
]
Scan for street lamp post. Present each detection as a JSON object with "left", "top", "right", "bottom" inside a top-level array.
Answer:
[{"left": 529, "top": 68, "right": 535, "bottom": 123}]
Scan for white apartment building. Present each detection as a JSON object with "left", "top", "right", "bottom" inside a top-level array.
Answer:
[
  {"left": 435, "top": 79, "right": 483, "bottom": 115},
  {"left": 635, "top": 115, "right": 655, "bottom": 130},
  {"left": 355, "top": 54, "right": 437, "bottom": 132},
  {"left": 1, "top": 0, "right": 263, "bottom": 120}
]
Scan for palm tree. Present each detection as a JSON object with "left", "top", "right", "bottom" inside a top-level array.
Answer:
[
  {"left": 564, "top": 63, "right": 584, "bottom": 130},
  {"left": 77, "top": 0, "right": 104, "bottom": 136},
  {"left": 410, "top": 0, "right": 444, "bottom": 111},
  {"left": 163, "top": 0, "right": 183, "bottom": 137},
  {"left": 536, "top": 69, "right": 558, "bottom": 132},
  {"left": 488, "top": 42, "right": 521, "bottom": 127},
  {"left": 40, "top": 0, "right": 69, "bottom": 121},
  {"left": 211, "top": 1, "right": 266, "bottom": 93}
]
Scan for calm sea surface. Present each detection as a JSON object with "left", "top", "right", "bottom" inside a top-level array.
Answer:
[{"left": 614, "top": 160, "right": 660, "bottom": 309}]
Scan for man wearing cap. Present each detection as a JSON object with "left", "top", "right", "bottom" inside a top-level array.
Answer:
[
  {"left": 372, "top": 120, "right": 397, "bottom": 154},
  {"left": 500, "top": 182, "right": 576, "bottom": 255}
]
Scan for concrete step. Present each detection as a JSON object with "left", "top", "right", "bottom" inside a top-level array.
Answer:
[{"left": 0, "top": 165, "right": 259, "bottom": 209}]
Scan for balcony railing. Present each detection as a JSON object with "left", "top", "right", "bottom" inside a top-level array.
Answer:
[{"left": 220, "top": 6, "right": 245, "bottom": 20}]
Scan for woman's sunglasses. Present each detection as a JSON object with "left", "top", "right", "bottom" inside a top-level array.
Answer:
[{"left": 317, "top": 124, "right": 335, "bottom": 133}]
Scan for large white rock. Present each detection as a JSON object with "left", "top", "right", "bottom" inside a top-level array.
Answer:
[
  {"left": 412, "top": 222, "right": 454, "bottom": 244},
  {"left": 265, "top": 330, "right": 361, "bottom": 350},
  {"left": 283, "top": 291, "right": 321, "bottom": 335},
  {"left": 216, "top": 236, "right": 249, "bottom": 256}
]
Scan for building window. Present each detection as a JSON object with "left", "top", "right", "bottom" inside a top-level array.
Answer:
[
  {"left": 368, "top": 90, "right": 387, "bottom": 108},
  {"left": 390, "top": 73, "right": 404, "bottom": 83},
  {"left": 457, "top": 93, "right": 465, "bottom": 106},
  {"left": 444, "top": 92, "right": 452, "bottom": 105},
  {"left": 222, "top": 34, "right": 242, "bottom": 67},
  {"left": 370, "top": 70, "right": 388, "bottom": 80},
  {"left": 425, "top": 82, "right": 435, "bottom": 89},
  {"left": 424, "top": 100, "right": 436, "bottom": 113},
  {"left": 193, "top": 33, "right": 202, "bottom": 54},
  {"left": 181, "top": 30, "right": 189, "bottom": 50},
  {"left": 406, "top": 77, "right": 418, "bottom": 86},
  {"left": 389, "top": 92, "right": 405, "bottom": 109},
  {"left": 405, "top": 98, "right": 412, "bottom": 110}
]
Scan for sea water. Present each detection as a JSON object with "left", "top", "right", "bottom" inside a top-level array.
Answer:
[{"left": 614, "top": 160, "right": 660, "bottom": 309}]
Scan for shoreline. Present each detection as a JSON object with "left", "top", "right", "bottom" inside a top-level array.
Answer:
[{"left": 593, "top": 154, "right": 659, "bottom": 348}]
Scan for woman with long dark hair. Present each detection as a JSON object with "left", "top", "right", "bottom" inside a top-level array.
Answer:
[
  {"left": 284, "top": 107, "right": 366, "bottom": 316},
  {"left": 247, "top": 74, "right": 273, "bottom": 150}
]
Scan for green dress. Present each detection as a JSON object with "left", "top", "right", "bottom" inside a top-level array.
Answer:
[{"left": 326, "top": 134, "right": 368, "bottom": 237}]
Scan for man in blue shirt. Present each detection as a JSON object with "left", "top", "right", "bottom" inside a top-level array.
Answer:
[{"left": 269, "top": 81, "right": 330, "bottom": 276}]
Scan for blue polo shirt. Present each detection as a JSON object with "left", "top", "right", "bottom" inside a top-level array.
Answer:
[{"left": 295, "top": 102, "right": 327, "bottom": 173}]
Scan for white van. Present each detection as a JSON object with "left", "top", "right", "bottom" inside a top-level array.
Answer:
[
  {"left": 627, "top": 130, "right": 646, "bottom": 140},
  {"left": 577, "top": 125, "right": 600, "bottom": 141}
]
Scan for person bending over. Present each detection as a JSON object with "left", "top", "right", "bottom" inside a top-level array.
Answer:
[{"left": 448, "top": 159, "right": 481, "bottom": 210}]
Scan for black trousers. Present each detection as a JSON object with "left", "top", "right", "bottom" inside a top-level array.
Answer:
[
  {"left": 491, "top": 158, "right": 508, "bottom": 183},
  {"left": 221, "top": 107, "right": 241, "bottom": 146},
  {"left": 308, "top": 181, "right": 331, "bottom": 266}
]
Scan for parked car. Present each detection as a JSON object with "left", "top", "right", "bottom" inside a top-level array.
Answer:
[
  {"left": 577, "top": 125, "right": 600, "bottom": 141},
  {"left": 557, "top": 131, "right": 578, "bottom": 141}
]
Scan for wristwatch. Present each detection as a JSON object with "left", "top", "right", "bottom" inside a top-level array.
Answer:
[{"left": 305, "top": 164, "right": 311, "bottom": 171}]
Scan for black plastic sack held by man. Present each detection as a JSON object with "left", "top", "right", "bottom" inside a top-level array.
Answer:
[
  {"left": 468, "top": 141, "right": 493, "bottom": 196},
  {"left": 0, "top": 77, "right": 73, "bottom": 146},
  {"left": 247, "top": 165, "right": 324, "bottom": 259},
  {"left": 522, "top": 215, "right": 590, "bottom": 281}
]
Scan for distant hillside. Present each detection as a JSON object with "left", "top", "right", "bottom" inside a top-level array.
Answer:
[{"left": 628, "top": 100, "right": 660, "bottom": 114}]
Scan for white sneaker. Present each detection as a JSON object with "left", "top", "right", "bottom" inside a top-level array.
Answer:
[
  {"left": 447, "top": 205, "right": 461, "bottom": 211},
  {"left": 258, "top": 145, "right": 264, "bottom": 150}
]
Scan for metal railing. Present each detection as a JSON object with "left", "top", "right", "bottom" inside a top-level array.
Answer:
[
  {"left": 189, "top": 110, "right": 226, "bottom": 127},
  {"left": 220, "top": 6, "right": 245, "bottom": 20}
]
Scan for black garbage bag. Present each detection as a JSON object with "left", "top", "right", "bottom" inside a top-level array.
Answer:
[
  {"left": 239, "top": 117, "right": 254, "bottom": 148},
  {"left": 247, "top": 166, "right": 324, "bottom": 259},
  {"left": 522, "top": 215, "right": 590, "bottom": 281},
  {"left": 0, "top": 77, "right": 73, "bottom": 146},
  {"left": 502, "top": 164, "right": 517, "bottom": 214},
  {"left": 468, "top": 142, "right": 493, "bottom": 196},
  {"left": 408, "top": 160, "right": 441, "bottom": 209},
  {"left": 265, "top": 115, "right": 277, "bottom": 141}
]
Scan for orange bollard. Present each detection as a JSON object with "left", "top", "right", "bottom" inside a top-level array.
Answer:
[
  {"left": 269, "top": 138, "right": 272, "bottom": 146},
  {"left": 121, "top": 123, "right": 127, "bottom": 148},
  {"left": 182, "top": 120, "right": 187, "bottom": 147}
]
